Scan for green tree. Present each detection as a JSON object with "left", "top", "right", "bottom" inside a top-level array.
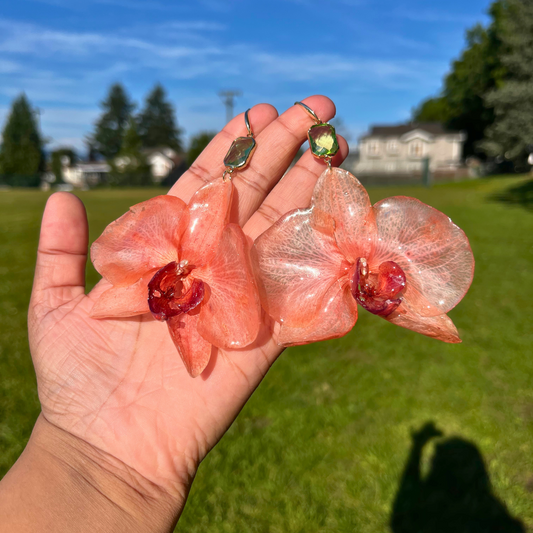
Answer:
[
  {"left": 187, "top": 131, "right": 216, "bottom": 167},
  {"left": 92, "top": 83, "right": 135, "bottom": 160},
  {"left": 413, "top": 1, "right": 507, "bottom": 157},
  {"left": 412, "top": 96, "right": 451, "bottom": 123},
  {"left": 481, "top": 0, "right": 533, "bottom": 163},
  {"left": 109, "top": 117, "right": 152, "bottom": 186},
  {"left": 138, "top": 84, "right": 183, "bottom": 151},
  {"left": 0, "top": 94, "right": 44, "bottom": 179},
  {"left": 50, "top": 148, "right": 77, "bottom": 183}
]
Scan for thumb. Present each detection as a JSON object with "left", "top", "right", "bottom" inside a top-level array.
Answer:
[{"left": 30, "top": 192, "right": 89, "bottom": 318}]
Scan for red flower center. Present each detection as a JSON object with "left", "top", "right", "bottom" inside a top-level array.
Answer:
[
  {"left": 351, "top": 258, "right": 406, "bottom": 316},
  {"left": 148, "top": 261, "right": 205, "bottom": 321}
]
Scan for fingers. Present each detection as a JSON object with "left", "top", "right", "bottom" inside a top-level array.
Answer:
[
  {"left": 230, "top": 95, "right": 337, "bottom": 225},
  {"left": 244, "top": 134, "right": 349, "bottom": 241},
  {"left": 30, "top": 193, "right": 88, "bottom": 317},
  {"left": 169, "top": 95, "right": 337, "bottom": 227},
  {"left": 168, "top": 103, "right": 279, "bottom": 203}
]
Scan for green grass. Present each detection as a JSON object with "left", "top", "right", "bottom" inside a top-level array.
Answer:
[{"left": 1, "top": 177, "right": 532, "bottom": 532}]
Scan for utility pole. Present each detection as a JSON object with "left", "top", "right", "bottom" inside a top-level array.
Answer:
[
  {"left": 34, "top": 107, "right": 43, "bottom": 138},
  {"left": 218, "top": 90, "right": 242, "bottom": 124}
]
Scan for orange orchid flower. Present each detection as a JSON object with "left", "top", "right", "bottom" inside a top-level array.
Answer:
[
  {"left": 253, "top": 168, "right": 474, "bottom": 346},
  {"left": 90, "top": 179, "right": 261, "bottom": 377}
]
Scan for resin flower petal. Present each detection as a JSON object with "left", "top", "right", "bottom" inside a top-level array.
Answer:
[
  {"left": 195, "top": 224, "right": 261, "bottom": 349},
  {"left": 253, "top": 207, "right": 351, "bottom": 329},
  {"left": 385, "top": 299, "right": 461, "bottom": 343},
  {"left": 92, "top": 196, "right": 188, "bottom": 287},
  {"left": 371, "top": 196, "right": 474, "bottom": 317},
  {"left": 277, "top": 280, "right": 357, "bottom": 346},
  {"left": 312, "top": 167, "right": 376, "bottom": 262},
  {"left": 167, "top": 312, "right": 212, "bottom": 378},
  {"left": 180, "top": 179, "right": 233, "bottom": 268},
  {"left": 91, "top": 272, "right": 155, "bottom": 318}
]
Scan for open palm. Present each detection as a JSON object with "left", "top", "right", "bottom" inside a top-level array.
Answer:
[{"left": 28, "top": 97, "right": 347, "bottom": 497}]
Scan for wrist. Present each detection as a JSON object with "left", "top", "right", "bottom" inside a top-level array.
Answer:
[{"left": 0, "top": 415, "right": 189, "bottom": 533}]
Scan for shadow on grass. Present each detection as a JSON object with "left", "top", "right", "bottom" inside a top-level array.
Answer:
[
  {"left": 390, "top": 422, "right": 525, "bottom": 533},
  {"left": 489, "top": 178, "right": 533, "bottom": 211}
]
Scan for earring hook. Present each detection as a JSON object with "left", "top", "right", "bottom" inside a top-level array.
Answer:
[
  {"left": 244, "top": 108, "right": 254, "bottom": 137},
  {"left": 294, "top": 101, "right": 322, "bottom": 124}
]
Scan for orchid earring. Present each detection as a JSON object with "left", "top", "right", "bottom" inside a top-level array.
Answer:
[
  {"left": 253, "top": 101, "right": 474, "bottom": 347},
  {"left": 90, "top": 110, "right": 261, "bottom": 377}
]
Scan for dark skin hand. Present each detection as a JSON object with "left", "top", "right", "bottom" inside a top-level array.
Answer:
[{"left": 0, "top": 96, "right": 348, "bottom": 532}]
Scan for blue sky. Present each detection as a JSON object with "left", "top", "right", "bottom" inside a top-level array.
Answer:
[{"left": 0, "top": 0, "right": 492, "bottom": 154}]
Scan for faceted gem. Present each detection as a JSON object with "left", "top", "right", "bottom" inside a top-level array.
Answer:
[
  {"left": 308, "top": 123, "right": 339, "bottom": 159},
  {"left": 223, "top": 136, "right": 256, "bottom": 170}
]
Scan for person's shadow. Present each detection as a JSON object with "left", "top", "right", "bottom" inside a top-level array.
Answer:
[{"left": 390, "top": 422, "right": 525, "bottom": 533}]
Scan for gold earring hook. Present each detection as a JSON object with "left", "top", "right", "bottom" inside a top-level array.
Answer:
[
  {"left": 294, "top": 101, "right": 322, "bottom": 125},
  {"left": 244, "top": 108, "right": 254, "bottom": 137}
]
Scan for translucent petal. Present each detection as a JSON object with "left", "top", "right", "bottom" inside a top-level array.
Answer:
[
  {"left": 278, "top": 279, "right": 357, "bottom": 346},
  {"left": 195, "top": 224, "right": 260, "bottom": 349},
  {"left": 91, "top": 196, "right": 188, "bottom": 287},
  {"left": 253, "top": 207, "right": 349, "bottom": 328},
  {"left": 90, "top": 274, "right": 154, "bottom": 318},
  {"left": 167, "top": 311, "right": 212, "bottom": 378},
  {"left": 371, "top": 196, "right": 474, "bottom": 316},
  {"left": 385, "top": 299, "right": 461, "bottom": 343},
  {"left": 180, "top": 179, "right": 233, "bottom": 268},
  {"left": 312, "top": 167, "right": 376, "bottom": 262}
]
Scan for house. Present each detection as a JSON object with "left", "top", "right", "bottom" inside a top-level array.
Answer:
[
  {"left": 62, "top": 159, "right": 111, "bottom": 188},
  {"left": 140, "top": 147, "right": 184, "bottom": 184},
  {"left": 353, "top": 123, "right": 466, "bottom": 175},
  {"left": 60, "top": 147, "right": 185, "bottom": 187}
]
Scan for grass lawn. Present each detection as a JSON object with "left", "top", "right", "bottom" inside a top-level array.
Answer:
[{"left": 1, "top": 176, "right": 532, "bottom": 532}]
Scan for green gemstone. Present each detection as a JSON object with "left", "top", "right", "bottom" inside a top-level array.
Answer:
[
  {"left": 308, "top": 123, "right": 339, "bottom": 159},
  {"left": 224, "top": 136, "right": 256, "bottom": 170}
]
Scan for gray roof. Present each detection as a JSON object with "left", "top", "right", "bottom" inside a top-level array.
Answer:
[{"left": 361, "top": 122, "right": 461, "bottom": 139}]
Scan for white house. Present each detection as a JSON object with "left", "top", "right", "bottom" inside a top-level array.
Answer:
[
  {"left": 141, "top": 147, "right": 181, "bottom": 183},
  {"left": 60, "top": 147, "right": 183, "bottom": 187},
  {"left": 353, "top": 123, "right": 466, "bottom": 175},
  {"left": 62, "top": 159, "right": 111, "bottom": 188}
]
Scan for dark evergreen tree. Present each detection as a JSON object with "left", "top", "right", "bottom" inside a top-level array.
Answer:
[
  {"left": 138, "top": 84, "right": 183, "bottom": 151},
  {"left": 0, "top": 94, "right": 44, "bottom": 178},
  {"left": 481, "top": 0, "right": 533, "bottom": 164},
  {"left": 187, "top": 131, "right": 216, "bottom": 167},
  {"left": 109, "top": 117, "right": 152, "bottom": 186},
  {"left": 92, "top": 83, "right": 135, "bottom": 160}
]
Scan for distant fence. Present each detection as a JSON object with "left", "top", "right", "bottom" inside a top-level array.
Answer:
[{"left": 341, "top": 156, "right": 472, "bottom": 187}]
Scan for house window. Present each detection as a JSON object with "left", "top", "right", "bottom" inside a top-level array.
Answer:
[
  {"left": 367, "top": 140, "right": 380, "bottom": 157},
  {"left": 386, "top": 140, "right": 398, "bottom": 154},
  {"left": 409, "top": 140, "right": 425, "bottom": 158}
]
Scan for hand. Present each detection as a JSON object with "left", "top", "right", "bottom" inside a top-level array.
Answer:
[
  {"left": 27, "top": 97, "right": 348, "bottom": 516},
  {"left": 411, "top": 421, "right": 443, "bottom": 446}
]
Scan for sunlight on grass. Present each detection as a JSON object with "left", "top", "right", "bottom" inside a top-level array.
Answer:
[{"left": 0, "top": 176, "right": 532, "bottom": 532}]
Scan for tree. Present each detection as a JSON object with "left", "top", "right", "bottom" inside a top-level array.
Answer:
[
  {"left": 187, "top": 131, "right": 216, "bottom": 167},
  {"left": 481, "top": 0, "right": 533, "bottom": 164},
  {"left": 412, "top": 96, "right": 451, "bottom": 123},
  {"left": 138, "top": 84, "right": 183, "bottom": 151},
  {"left": 412, "top": 1, "right": 507, "bottom": 157},
  {"left": 109, "top": 117, "right": 152, "bottom": 186},
  {"left": 51, "top": 148, "right": 77, "bottom": 183},
  {"left": 0, "top": 94, "right": 44, "bottom": 178},
  {"left": 92, "top": 83, "right": 135, "bottom": 160}
]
